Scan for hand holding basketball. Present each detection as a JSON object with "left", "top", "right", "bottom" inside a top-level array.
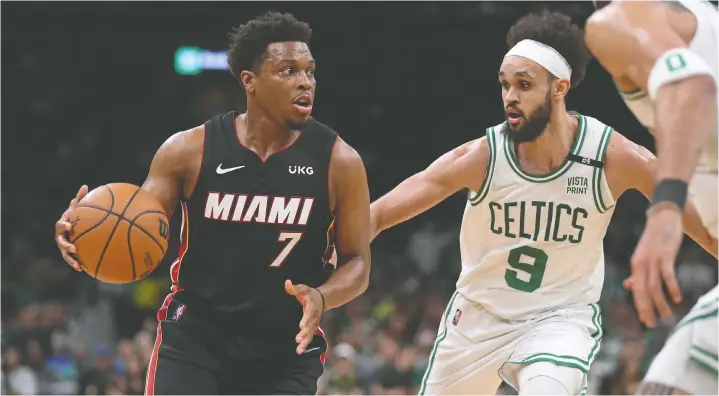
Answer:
[
  {"left": 56, "top": 183, "right": 170, "bottom": 284},
  {"left": 55, "top": 185, "right": 90, "bottom": 271}
]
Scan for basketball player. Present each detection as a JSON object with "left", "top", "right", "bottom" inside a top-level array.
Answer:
[
  {"left": 53, "top": 12, "right": 371, "bottom": 395},
  {"left": 367, "top": 11, "right": 717, "bottom": 395},
  {"left": 586, "top": 1, "right": 718, "bottom": 394}
]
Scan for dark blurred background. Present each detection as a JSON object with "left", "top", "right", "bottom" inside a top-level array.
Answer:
[{"left": 2, "top": 1, "right": 717, "bottom": 395}]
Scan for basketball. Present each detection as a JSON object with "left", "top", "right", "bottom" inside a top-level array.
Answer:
[{"left": 68, "top": 183, "right": 170, "bottom": 284}]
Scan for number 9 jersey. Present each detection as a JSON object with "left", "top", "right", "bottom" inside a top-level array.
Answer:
[{"left": 458, "top": 113, "right": 615, "bottom": 321}]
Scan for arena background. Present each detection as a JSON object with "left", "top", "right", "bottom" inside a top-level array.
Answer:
[{"left": 2, "top": 1, "right": 717, "bottom": 395}]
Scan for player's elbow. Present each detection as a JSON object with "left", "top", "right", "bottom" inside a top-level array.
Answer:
[
  {"left": 356, "top": 253, "right": 371, "bottom": 295},
  {"left": 584, "top": 13, "right": 611, "bottom": 55}
]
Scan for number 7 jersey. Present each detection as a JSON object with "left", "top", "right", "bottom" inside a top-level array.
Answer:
[
  {"left": 167, "top": 112, "right": 337, "bottom": 348},
  {"left": 459, "top": 113, "right": 615, "bottom": 320}
]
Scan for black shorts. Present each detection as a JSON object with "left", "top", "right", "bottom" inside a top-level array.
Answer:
[{"left": 145, "top": 298, "right": 327, "bottom": 395}]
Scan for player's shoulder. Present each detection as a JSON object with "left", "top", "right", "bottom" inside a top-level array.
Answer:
[
  {"left": 460, "top": 135, "right": 488, "bottom": 157},
  {"left": 152, "top": 125, "right": 205, "bottom": 172},
  {"left": 458, "top": 122, "right": 503, "bottom": 153},
  {"left": 578, "top": 114, "right": 622, "bottom": 150},
  {"left": 598, "top": 123, "right": 654, "bottom": 171},
  {"left": 305, "top": 117, "right": 355, "bottom": 166},
  {"left": 443, "top": 127, "right": 496, "bottom": 169},
  {"left": 326, "top": 124, "right": 367, "bottom": 204},
  {"left": 162, "top": 125, "right": 205, "bottom": 156},
  {"left": 329, "top": 136, "right": 362, "bottom": 175},
  {"left": 463, "top": 123, "right": 503, "bottom": 159}
]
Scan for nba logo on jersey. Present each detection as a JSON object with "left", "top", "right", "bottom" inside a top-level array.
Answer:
[
  {"left": 452, "top": 309, "right": 462, "bottom": 326},
  {"left": 172, "top": 304, "right": 186, "bottom": 321}
]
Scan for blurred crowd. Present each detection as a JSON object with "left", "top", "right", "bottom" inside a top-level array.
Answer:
[
  {"left": 3, "top": 2, "right": 717, "bottom": 395},
  {"left": 2, "top": 214, "right": 716, "bottom": 395}
]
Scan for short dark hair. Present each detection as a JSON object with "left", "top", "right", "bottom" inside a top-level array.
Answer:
[
  {"left": 506, "top": 11, "right": 591, "bottom": 89},
  {"left": 227, "top": 11, "right": 312, "bottom": 80}
]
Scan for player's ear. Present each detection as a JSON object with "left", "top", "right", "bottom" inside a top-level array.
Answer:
[
  {"left": 240, "top": 70, "right": 256, "bottom": 94},
  {"left": 553, "top": 78, "right": 571, "bottom": 99}
]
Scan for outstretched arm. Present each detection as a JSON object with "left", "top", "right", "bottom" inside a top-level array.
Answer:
[
  {"left": 586, "top": 1, "right": 717, "bottom": 186},
  {"left": 371, "top": 137, "right": 489, "bottom": 241},
  {"left": 285, "top": 137, "right": 371, "bottom": 355},
  {"left": 605, "top": 132, "right": 718, "bottom": 328}
]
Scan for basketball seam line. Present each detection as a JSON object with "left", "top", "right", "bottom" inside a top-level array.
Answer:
[
  {"left": 75, "top": 205, "right": 168, "bottom": 255},
  {"left": 93, "top": 187, "right": 142, "bottom": 278},
  {"left": 131, "top": 211, "right": 169, "bottom": 256},
  {"left": 124, "top": 211, "right": 169, "bottom": 281},
  {"left": 70, "top": 209, "right": 113, "bottom": 245},
  {"left": 128, "top": 217, "right": 137, "bottom": 281},
  {"left": 70, "top": 186, "right": 116, "bottom": 247}
]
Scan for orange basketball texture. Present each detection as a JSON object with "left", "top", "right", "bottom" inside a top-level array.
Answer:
[{"left": 68, "top": 183, "right": 170, "bottom": 284}]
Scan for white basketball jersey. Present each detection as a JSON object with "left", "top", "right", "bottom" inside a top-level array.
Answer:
[
  {"left": 618, "top": 0, "right": 718, "bottom": 171},
  {"left": 458, "top": 114, "right": 615, "bottom": 320}
]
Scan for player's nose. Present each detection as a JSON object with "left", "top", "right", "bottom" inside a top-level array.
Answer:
[
  {"left": 296, "top": 72, "right": 313, "bottom": 90},
  {"left": 503, "top": 88, "right": 519, "bottom": 106}
]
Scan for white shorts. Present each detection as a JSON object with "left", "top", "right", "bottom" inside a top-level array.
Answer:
[
  {"left": 689, "top": 171, "right": 718, "bottom": 239},
  {"left": 643, "top": 286, "right": 718, "bottom": 395},
  {"left": 419, "top": 291, "right": 602, "bottom": 395}
]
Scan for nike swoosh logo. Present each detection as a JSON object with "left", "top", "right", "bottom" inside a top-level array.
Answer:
[
  {"left": 216, "top": 164, "right": 245, "bottom": 174},
  {"left": 303, "top": 347, "right": 321, "bottom": 354}
]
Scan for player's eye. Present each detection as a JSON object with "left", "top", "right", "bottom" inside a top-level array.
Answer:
[
  {"left": 307, "top": 68, "right": 316, "bottom": 77},
  {"left": 519, "top": 81, "right": 530, "bottom": 89},
  {"left": 280, "top": 67, "right": 294, "bottom": 75},
  {"left": 501, "top": 82, "right": 510, "bottom": 90}
]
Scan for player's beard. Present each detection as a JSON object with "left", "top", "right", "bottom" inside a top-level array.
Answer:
[{"left": 501, "top": 92, "right": 553, "bottom": 144}]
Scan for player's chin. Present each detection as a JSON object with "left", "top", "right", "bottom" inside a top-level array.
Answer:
[{"left": 285, "top": 115, "right": 311, "bottom": 131}]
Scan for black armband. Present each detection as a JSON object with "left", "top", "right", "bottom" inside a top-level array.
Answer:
[{"left": 650, "top": 179, "right": 688, "bottom": 212}]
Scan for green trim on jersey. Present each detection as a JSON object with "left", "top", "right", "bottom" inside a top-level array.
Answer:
[
  {"left": 673, "top": 297, "right": 718, "bottom": 332},
  {"left": 504, "top": 114, "right": 587, "bottom": 183},
  {"left": 469, "top": 128, "right": 497, "bottom": 206},
  {"left": 419, "top": 291, "right": 460, "bottom": 395},
  {"left": 691, "top": 356, "right": 719, "bottom": 376},
  {"left": 592, "top": 126, "right": 614, "bottom": 213},
  {"left": 690, "top": 345, "right": 718, "bottom": 375},
  {"left": 505, "top": 303, "right": 603, "bottom": 374}
]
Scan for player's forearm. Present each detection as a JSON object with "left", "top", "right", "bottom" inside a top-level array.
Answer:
[
  {"left": 370, "top": 174, "right": 456, "bottom": 242},
  {"left": 654, "top": 76, "right": 717, "bottom": 182},
  {"left": 317, "top": 254, "right": 370, "bottom": 311},
  {"left": 369, "top": 201, "right": 388, "bottom": 242},
  {"left": 681, "top": 198, "right": 719, "bottom": 259}
]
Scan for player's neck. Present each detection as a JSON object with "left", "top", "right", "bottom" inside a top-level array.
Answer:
[
  {"left": 516, "top": 104, "right": 577, "bottom": 171},
  {"left": 236, "top": 111, "right": 299, "bottom": 158}
]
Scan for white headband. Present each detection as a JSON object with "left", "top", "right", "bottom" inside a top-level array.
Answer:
[{"left": 504, "top": 39, "right": 572, "bottom": 80}]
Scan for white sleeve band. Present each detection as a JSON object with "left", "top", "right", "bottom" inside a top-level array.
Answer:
[{"left": 648, "top": 48, "right": 714, "bottom": 100}]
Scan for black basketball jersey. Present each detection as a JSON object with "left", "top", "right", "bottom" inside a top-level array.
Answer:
[{"left": 168, "top": 111, "right": 337, "bottom": 348}]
